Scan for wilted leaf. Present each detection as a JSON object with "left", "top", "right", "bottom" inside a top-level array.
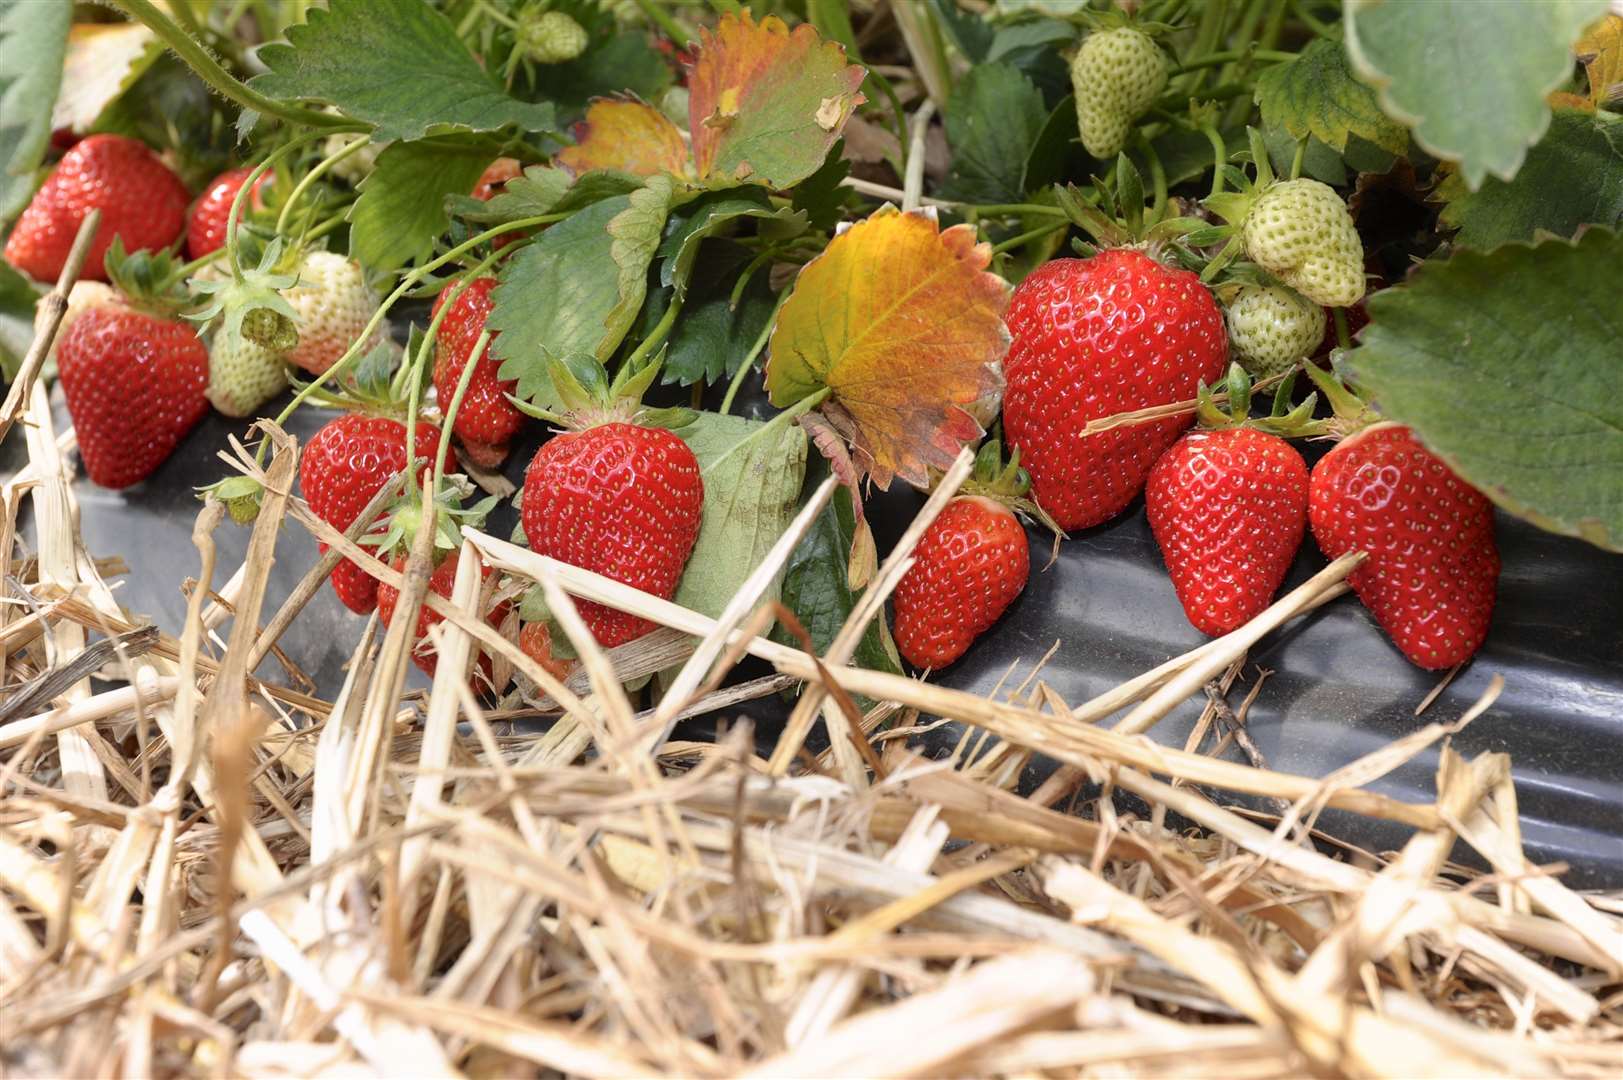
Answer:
[
  {"left": 689, "top": 11, "right": 865, "bottom": 187},
  {"left": 0, "top": 0, "right": 70, "bottom": 220},
  {"left": 490, "top": 181, "right": 671, "bottom": 404},
  {"left": 50, "top": 21, "right": 152, "bottom": 135},
  {"left": 556, "top": 97, "right": 691, "bottom": 179},
  {"left": 1255, "top": 36, "right": 1408, "bottom": 155},
  {"left": 766, "top": 206, "right": 1009, "bottom": 489},
  {"left": 670, "top": 410, "right": 809, "bottom": 619},
  {"left": 252, "top": 0, "right": 555, "bottom": 141},
  {"left": 1341, "top": 227, "right": 1623, "bottom": 551},
  {"left": 558, "top": 12, "right": 863, "bottom": 191},
  {"left": 940, "top": 63, "right": 1048, "bottom": 203},
  {"left": 351, "top": 138, "right": 493, "bottom": 272},
  {"left": 1437, "top": 109, "right": 1623, "bottom": 249},
  {"left": 1345, "top": 0, "right": 1607, "bottom": 188},
  {"left": 1576, "top": 14, "right": 1623, "bottom": 107}
]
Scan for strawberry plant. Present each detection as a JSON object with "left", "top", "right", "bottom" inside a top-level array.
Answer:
[{"left": 3, "top": 0, "right": 1621, "bottom": 687}]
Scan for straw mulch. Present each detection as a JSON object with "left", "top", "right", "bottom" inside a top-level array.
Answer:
[{"left": 2, "top": 221, "right": 1621, "bottom": 1079}]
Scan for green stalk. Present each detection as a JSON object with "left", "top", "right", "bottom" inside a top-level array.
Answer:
[
  {"left": 633, "top": 0, "right": 690, "bottom": 48},
  {"left": 1289, "top": 135, "right": 1309, "bottom": 180},
  {"left": 1290, "top": 0, "right": 1338, "bottom": 39},
  {"left": 435, "top": 329, "right": 489, "bottom": 494},
  {"left": 1136, "top": 131, "right": 1168, "bottom": 224},
  {"left": 224, "top": 133, "right": 323, "bottom": 284},
  {"left": 1333, "top": 306, "right": 1351, "bottom": 351},
  {"left": 709, "top": 386, "right": 830, "bottom": 474},
  {"left": 969, "top": 203, "right": 1071, "bottom": 218},
  {"left": 275, "top": 136, "right": 370, "bottom": 236},
  {"left": 1203, "top": 126, "right": 1229, "bottom": 196},
  {"left": 109, "top": 0, "right": 358, "bottom": 131},
  {"left": 620, "top": 294, "right": 684, "bottom": 373},
  {"left": 719, "top": 289, "right": 789, "bottom": 416},
  {"left": 1171, "top": 48, "right": 1295, "bottom": 74},
  {"left": 990, "top": 221, "right": 1067, "bottom": 256}
]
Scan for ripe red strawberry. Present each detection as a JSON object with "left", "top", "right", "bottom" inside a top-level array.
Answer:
[
  {"left": 1147, "top": 428, "right": 1309, "bottom": 635},
  {"left": 5, "top": 134, "right": 189, "bottom": 282},
  {"left": 1309, "top": 424, "right": 1499, "bottom": 669},
  {"left": 377, "top": 549, "right": 506, "bottom": 681},
  {"left": 57, "top": 301, "right": 209, "bottom": 489},
  {"left": 1002, "top": 250, "right": 1227, "bottom": 531},
  {"left": 893, "top": 495, "right": 1030, "bottom": 669},
  {"left": 522, "top": 422, "right": 703, "bottom": 647},
  {"left": 519, "top": 621, "right": 573, "bottom": 683},
  {"left": 431, "top": 277, "right": 523, "bottom": 464},
  {"left": 472, "top": 157, "right": 521, "bottom": 201},
  {"left": 300, "top": 414, "right": 443, "bottom": 614},
  {"left": 186, "top": 167, "right": 272, "bottom": 259}
]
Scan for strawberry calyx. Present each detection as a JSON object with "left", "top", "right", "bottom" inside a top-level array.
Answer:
[
  {"left": 1054, "top": 156, "right": 1213, "bottom": 268},
  {"left": 198, "top": 474, "right": 265, "bottom": 524},
  {"left": 1301, "top": 361, "right": 1383, "bottom": 441},
  {"left": 1194, "top": 361, "right": 1322, "bottom": 438},
  {"left": 364, "top": 473, "right": 499, "bottom": 566},
  {"left": 512, "top": 350, "right": 696, "bottom": 432},
  {"left": 188, "top": 235, "right": 301, "bottom": 351},
  {"left": 286, "top": 337, "right": 408, "bottom": 414},
  {"left": 102, "top": 238, "right": 192, "bottom": 321},
  {"left": 959, "top": 437, "right": 1066, "bottom": 540}
]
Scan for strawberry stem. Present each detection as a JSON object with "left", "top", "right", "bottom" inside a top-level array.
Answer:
[
  {"left": 225, "top": 134, "right": 322, "bottom": 287},
  {"left": 275, "top": 136, "right": 372, "bottom": 237},
  {"left": 110, "top": 0, "right": 361, "bottom": 132},
  {"left": 989, "top": 220, "right": 1067, "bottom": 256},
  {"left": 620, "top": 293, "right": 684, "bottom": 374},
  {"left": 435, "top": 329, "right": 490, "bottom": 493},
  {"left": 719, "top": 289, "right": 789, "bottom": 416}
]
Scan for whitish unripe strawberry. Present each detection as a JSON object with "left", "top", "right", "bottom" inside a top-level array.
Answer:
[
  {"left": 207, "top": 333, "right": 289, "bottom": 418},
  {"left": 1242, "top": 179, "right": 1365, "bottom": 308},
  {"left": 1070, "top": 28, "right": 1168, "bottom": 159},
  {"left": 519, "top": 9, "right": 590, "bottom": 63},
  {"left": 284, "top": 251, "right": 381, "bottom": 375},
  {"left": 1224, "top": 284, "right": 1322, "bottom": 378}
]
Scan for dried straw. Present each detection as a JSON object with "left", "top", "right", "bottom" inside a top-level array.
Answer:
[{"left": 2, "top": 261, "right": 1620, "bottom": 1078}]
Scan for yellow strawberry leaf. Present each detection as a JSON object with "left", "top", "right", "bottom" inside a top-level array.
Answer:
[
  {"left": 765, "top": 206, "right": 1009, "bottom": 490},
  {"left": 555, "top": 97, "right": 691, "bottom": 180},
  {"left": 688, "top": 10, "right": 865, "bottom": 188},
  {"left": 1576, "top": 14, "right": 1623, "bottom": 107}
]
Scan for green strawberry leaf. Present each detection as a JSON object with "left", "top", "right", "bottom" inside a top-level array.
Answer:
[
  {"left": 930, "top": 0, "right": 995, "bottom": 63},
  {"left": 351, "top": 138, "right": 495, "bottom": 273},
  {"left": 490, "top": 178, "right": 671, "bottom": 404},
  {"left": 940, "top": 62, "right": 1049, "bottom": 204},
  {"left": 1345, "top": 0, "right": 1608, "bottom": 189},
  {"left": 776, "top": 473, "right": 902, "bottom": 677},
  {"left": 449, "top": 167, "right": 644, "bottom": 226},
  {"left": 251, "top": 0, "right": 557, "bottom": 141},
  {"left": 641, "top": 241, "right": 777, "bottom": 387},
  {"left": 0, "top": 257, "right": 40, "bottom": 379},
  {"left": 1437, "top": 109, "right": 1623, "bottom": 249},
  {"left": 0, "top": 0, "right": 68, "bottom": 222},
  {"left": 790, "top": 142, "right": 853, "bottom": 232},
  {"left": 669, "top": 410, "right": 809, "bottom": 621},
  {"left": 1255, "top": 35, "right": 1408, "bottom": 156},
  {"left": 658, "top": 189, "right": 805, "bottom": 298},
  {"left": 1340, "top": 227, "right": 1623, "bottom": 552}
]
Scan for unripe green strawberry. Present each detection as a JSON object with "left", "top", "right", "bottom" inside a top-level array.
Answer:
[
  {"left": 1224, "top": 284, "right": 1322, "bottom": 378},
  {"left": 1070, "top": 28, "right": 1168, "bottom": 159},
  {"left": 1242, "top": 179, "right": 1365, "bottom": 308},
  {"left": 207, "top": 333, "right": 289, "bottom": 418},
  {"left": 519, "top": 10, "right": 590, "bottom": 63},
  {"left": 284, "top": 251, "right": 382, "bottom": 376}
]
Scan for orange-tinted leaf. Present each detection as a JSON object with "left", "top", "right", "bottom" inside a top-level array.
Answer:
[
  {"left": 1576, "top": 14, "right": 1623, "bottom": 107},
  {"left": 556, "top": 97, "right": 691, "bottom": 180},
  {"left": 766, "top": 207, "right": 1010, "bottom": 490},
  {"left": 688, "top": 11, "right": 865, "bottom": 188}
]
